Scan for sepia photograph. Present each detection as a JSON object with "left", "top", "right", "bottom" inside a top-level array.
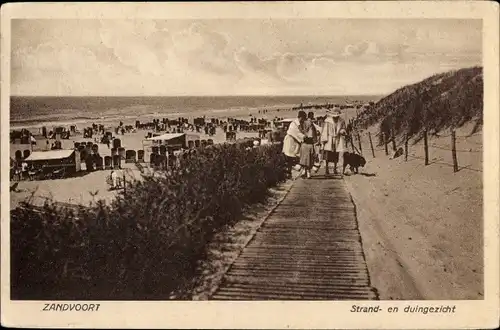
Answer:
[{"left": 1, "top": 2, "right": 499, "bottom": 329}]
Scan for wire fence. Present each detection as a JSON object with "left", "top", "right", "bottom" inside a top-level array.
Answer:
[
  {"left": 345, "top": 125, "right": 483, "bottom": 173},
  {"left": 430, "top": 132, "right": 482, "bottom": 138},
  {"left": 428, "top": 143, "right": 481, "bottom": 153},
  {"left": 405, "top": 154, "right": 482, "bottom": 173}
]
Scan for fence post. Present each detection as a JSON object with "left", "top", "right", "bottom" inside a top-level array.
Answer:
[
  {"left": 368, "top": 132, "right": 375, "bottom": 158},
  {"left": 383, "top": 133, "right": 388, "bottom": 156},
  {"left": 357, "top": 132, "right": 363, "bottom": 155},
  {"left": 451, "top": 129, "right": 458, "bottom": 172},
  {"left": 424, "top": 129, "right": 429, "bottom": 165},
  {"left": 404, "top": 133, "right": 408, "bottom": 162},
  {"left": 391, "top": 127, "right": 397, "bottom": 152}
]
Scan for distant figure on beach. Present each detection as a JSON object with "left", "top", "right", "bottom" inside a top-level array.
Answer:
[
  {"left": 110, "top": 170, "right": 118, "bottom": 189},
  {"left": 21, "top": 161, "right": 28, "bottom": 180},
  {"left": 282, "top": 111, "right": 306, "bottom": 178},
  {"left": 299, "top": 112, "right": 318, "bottom": 179},
  {"left": 321, "top": 108, "right": 347, "bottom": 175},
  {"left": 13, "top": 166, "right": 21, "bottom": 182}
]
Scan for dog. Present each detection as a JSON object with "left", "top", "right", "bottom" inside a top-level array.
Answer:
[{"left": 343, "top": 152, "right": 366, "bottom": 174}]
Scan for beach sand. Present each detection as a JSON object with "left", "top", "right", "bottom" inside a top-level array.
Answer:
[{"left": 9, "top": 123, "right": 266, "bottom": 210}]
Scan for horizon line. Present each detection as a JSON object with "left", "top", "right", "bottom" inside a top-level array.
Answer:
[{"left": 10, "top": 94, "right": 386, "bottom": 98}]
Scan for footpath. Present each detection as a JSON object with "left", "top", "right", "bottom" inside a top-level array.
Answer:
[{"left": 211, "top": 170, "right": 379, "bottom": 300}]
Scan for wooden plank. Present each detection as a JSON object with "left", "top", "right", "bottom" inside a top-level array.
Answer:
[{"left": 211, "top": 173, "right": 378, "bottom": 300}]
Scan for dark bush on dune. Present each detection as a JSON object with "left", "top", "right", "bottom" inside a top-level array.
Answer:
[
  {"left": 11, "top": 142, "right": 288, "bottom": 300},
  {"left": 356, "top": 66, "right": 483, "bottom": 144}
]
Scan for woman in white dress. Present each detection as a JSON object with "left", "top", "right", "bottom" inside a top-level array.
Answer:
[
  {"left": 299, "top": 112, "right": 318, "bottom": 179},
  {"left": 282, "top": 111, "right": 307, "bottom": 178},
  {"left": 320, "top": 108, "right": 347, "bottom": 175}
]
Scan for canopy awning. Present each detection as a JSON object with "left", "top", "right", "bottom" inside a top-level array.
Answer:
[
  {"left": 147, "top": 133, "right": 185, "bottom": 141},
  {"left": 24, "top": 149, "right": 75, "bottom": 161}
]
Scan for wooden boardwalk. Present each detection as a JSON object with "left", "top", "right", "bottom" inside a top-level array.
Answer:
[{"left": 211, "top": 172, "right": 379, "bottom": 300}]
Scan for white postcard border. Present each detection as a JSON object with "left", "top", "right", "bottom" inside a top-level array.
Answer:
[{"left": 1, "top": 2, "right": 498, "bottom": 329}]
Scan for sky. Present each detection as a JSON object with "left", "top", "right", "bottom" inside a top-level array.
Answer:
[{"left": 11, "top": 19, "right": 482, "bottom": 96}]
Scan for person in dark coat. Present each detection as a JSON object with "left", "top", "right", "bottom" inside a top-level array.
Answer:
[{"left": 299, "top": 112, "right": 318, "bottom": 179}]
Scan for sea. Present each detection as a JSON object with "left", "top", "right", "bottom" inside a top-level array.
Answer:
[{"left": 10, "top": 95, "right": 382, "bottom": 129}]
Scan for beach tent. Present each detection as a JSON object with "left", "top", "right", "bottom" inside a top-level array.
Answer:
[
  {"left": 143, "top": 133, "right": 201, "bottom": 165},
  {"left": 24, "top": 149, "right": 81, "bottom": 173},
  {"left": 145, "top": 133, "right": 201, "bottom": 149}
]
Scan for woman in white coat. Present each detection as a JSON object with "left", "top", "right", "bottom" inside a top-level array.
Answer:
[
  {"left": 282, "top": 111, "right": 307, "bottom": 178},
  {"left": 320, "top": 108, "right": 347, "bottom": 175}
]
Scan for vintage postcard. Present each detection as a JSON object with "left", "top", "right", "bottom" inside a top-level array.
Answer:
[{"left": 1, "top": 1, "right": 499, "bottom": 329}]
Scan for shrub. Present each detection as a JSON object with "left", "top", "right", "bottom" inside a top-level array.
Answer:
[
  {"left": 357, "top": 66, "right": 483, "bottom": 141},
  {"left": 11, "top": 143, "right": 288, "bottom": 300}
]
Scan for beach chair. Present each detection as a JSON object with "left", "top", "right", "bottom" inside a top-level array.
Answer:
[
  {"left": 104, "top": 156, "right": 112, "bottom": 169},
  {"left": 113, "top": 138, "right": 121, "bottom": 149},
  {"left": 137, "top": 150, "right": 145, "bottom": 163},
  {"left": 112, "top": 155, "right": 121, "bottom": 169},
  {"left": 94, "top": 156, "right": 104, "bottom": 170},
  {"left": 150, "top": 153, "right": 157, "bottom": 166},
  {"left": 125, "top": 150, "right": 136, "bottom": 163}
]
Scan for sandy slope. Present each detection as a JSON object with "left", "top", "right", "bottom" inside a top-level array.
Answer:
[{"left": 344, "top": 123, "right": 483, "bottom": 300}]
